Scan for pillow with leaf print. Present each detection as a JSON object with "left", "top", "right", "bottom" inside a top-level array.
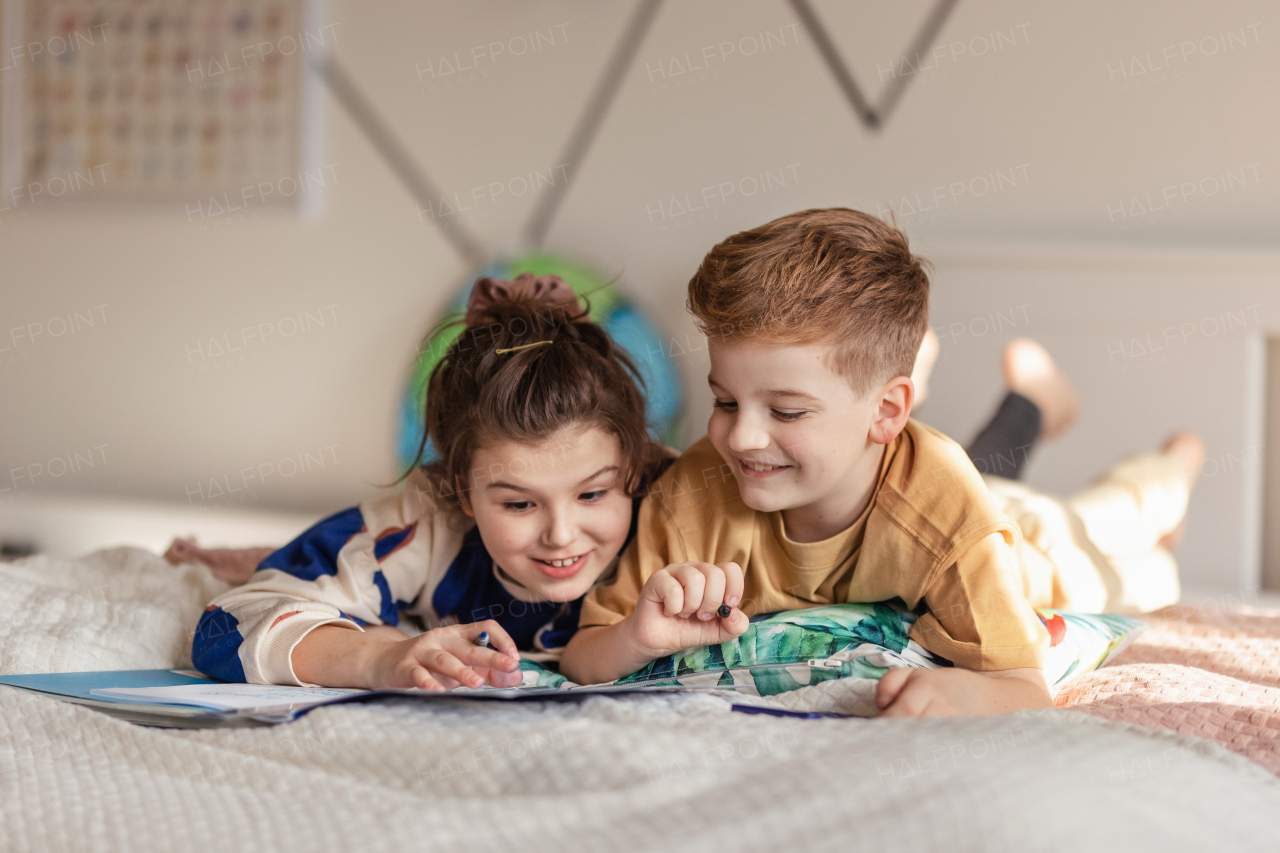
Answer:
[{"left": 592, "top": 602, "right": 1144, "bottom": 704}]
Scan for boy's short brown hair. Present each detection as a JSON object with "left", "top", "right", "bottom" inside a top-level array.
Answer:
[{"left": 687, "top": 208, "right": 930, "bottom": 396}]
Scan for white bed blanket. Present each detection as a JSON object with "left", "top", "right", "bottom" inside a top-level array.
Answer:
[{"left": 1, "top": 548, "right": 1276, "bottom": 853}]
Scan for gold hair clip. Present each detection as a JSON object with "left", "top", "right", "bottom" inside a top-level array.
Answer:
[{"left": 495, "top": 340, "right": 553, "bottom": 355}]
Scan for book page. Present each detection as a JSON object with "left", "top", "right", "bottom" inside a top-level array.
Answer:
[{"left": 91, "top": 683, "right": 368, "bottom": 711}]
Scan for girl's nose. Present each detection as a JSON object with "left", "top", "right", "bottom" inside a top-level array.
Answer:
[{"left": 542, "top": 508, "right": 578, "bottom": 548}]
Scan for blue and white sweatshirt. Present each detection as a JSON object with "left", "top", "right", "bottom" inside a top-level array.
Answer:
[{"left": 192, "top": 471, "right": 648, "bottom": 686}]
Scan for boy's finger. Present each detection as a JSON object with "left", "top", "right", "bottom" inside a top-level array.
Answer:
[
  {"left": 716, "top": 562, "right": 744, "bottom": 608},
  {"left": 875, "top": 668, "right": 912, "bottom": 711},
  {"left": 880, "top": 688, "right": 932, "bottom": 718},
  {"left": 671, "top": 564, "right": 707, "bottom": 617},
  {"left": 646, "top": 570, "right": 686, "bottom": 617},
  {"left": 719, "top": 607, "right": 749, "bottom": 638},
  {"left": 697, "top": 566, "right": 727, "bottom": 621}
]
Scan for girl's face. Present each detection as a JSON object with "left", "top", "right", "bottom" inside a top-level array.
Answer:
[{"left": 461, "top": 424, "right": 634, "bottom": 603}]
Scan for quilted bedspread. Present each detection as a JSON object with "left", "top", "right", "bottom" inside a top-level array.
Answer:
[
  {"left": 1056, "top": 598, "right": 1280, "bottom": 775},
  {"left": 1, "top": 548, "right": 1278, "bottom": 853}
]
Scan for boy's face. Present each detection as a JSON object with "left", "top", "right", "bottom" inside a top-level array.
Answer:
[{"left": 706, "top": 337, "right": 909, "bottom": 539}]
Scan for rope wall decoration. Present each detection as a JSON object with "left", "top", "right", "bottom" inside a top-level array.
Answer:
[
  {"left": 789, "top": 0, "right": 959, "bottom": 130},
  {"left": 314, "top": 0, "right": 963, "bottom": 458},
  {"left": 317, "top": 0, "right": 961, "bottom": 263}
]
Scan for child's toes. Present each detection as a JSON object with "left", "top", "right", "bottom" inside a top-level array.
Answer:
[
  {"left": 1002, "top": 339, "right": 1080, "bottom": 440},
  {"left": 1162, "top": 431, "right": 1206, "bottom": 489},
  {"left": 163, "top": 537, "right": 197, "bottom": 564}
]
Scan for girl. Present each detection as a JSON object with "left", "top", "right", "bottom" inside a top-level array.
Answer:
[{"left": 192, "top": 272, "right": 668, "bottom": 691}]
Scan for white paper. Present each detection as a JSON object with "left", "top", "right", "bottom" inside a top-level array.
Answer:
[{"left": 91, "top": 683, "right": 368, "bottom": 712}]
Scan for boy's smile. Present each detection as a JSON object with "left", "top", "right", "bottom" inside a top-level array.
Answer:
[
  {"left": 738, "top": 458, "right": 791, "bottom": 477},
  {"left": 705, "top": 338, "right": 912, "bottom": 543}
]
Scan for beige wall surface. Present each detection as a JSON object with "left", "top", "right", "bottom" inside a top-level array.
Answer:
[{"left": 1, "top": 0, "right": 1278, "bottom": 590}]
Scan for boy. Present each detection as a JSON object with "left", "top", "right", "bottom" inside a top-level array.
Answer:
[{"left": 560, "top": 208, "right": 1197, "bottom": 717}]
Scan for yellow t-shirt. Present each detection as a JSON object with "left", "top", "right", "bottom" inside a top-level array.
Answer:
[{"left": 580, "top": 420, "right": 1052, "bottom": 671}]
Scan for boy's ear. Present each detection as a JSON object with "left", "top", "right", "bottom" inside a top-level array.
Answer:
[{"left": 868, "top": 376, "right": 914, "bottom": 446}]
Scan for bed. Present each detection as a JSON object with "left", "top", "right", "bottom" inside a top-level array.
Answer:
[{"left": 2, "top": 547, "right": 1277, "bottom": 852}]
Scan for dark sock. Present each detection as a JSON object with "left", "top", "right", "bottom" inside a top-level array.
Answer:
[{"left": 965, "top": 392, "right": 1041, "bottom": 480}]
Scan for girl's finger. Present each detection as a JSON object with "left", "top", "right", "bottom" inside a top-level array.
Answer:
[
  {"left": 409, "top": 666, "right": 445, "bottom": 692},
  {"left": 482, "top": 666, "right": 525, "bottom": 688},
  {"left": 419, "top": 647, "right": 485, "bottom": 689},
  {"left": 472, "top": 620, "right": 520, "bottom": 659},
  {"left": 454, "top": 644, "right": 521, "bottom": 672}
]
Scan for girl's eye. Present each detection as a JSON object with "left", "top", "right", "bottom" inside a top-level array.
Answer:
[
  {"left": 712, "top": 399, "right": 738, "bottom": 411},
  {"left": 503, "top": 501, "right": 535, "bottom": 512},
  {"left": 772, "top": 410, "right": 806, "bottom": 422},
  {"left": 579, "top": 489, "right": 608, "bottom": 502}
]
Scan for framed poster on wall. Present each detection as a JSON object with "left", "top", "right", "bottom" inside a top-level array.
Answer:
[{"left": 0, "top": 0, "right": 327, "bottom": 215}]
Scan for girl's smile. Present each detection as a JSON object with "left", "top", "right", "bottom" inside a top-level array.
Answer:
[
  {"left": 532, "top": 552, "right": 590, "bottom": 578},
  {"left": 462, "top": 425, "right": 633, "bottom": 602}
]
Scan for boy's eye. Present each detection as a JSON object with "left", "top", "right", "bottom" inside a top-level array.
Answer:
[
  {"left": 712, "top": 399, "right": 738, "bottom": 412},
  {"left": 503, "top": 501, "right": 535, "bottom": 512},
  {"left": 772, "top": 410, "right": 806, "bottom": 422},
  {"left": 579, "top": 489, "right": 608, "bottom": 502}
]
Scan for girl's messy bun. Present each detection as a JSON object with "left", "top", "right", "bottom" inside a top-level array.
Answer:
[{"left": 407, "top": 272, "right": 665, "bottom": 509}]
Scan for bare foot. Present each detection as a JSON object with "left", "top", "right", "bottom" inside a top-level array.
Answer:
[
  {"left": 163, "top": 537, "right": 200, "bottom": 566},
  {"left": 164, "top": 537, "right": 276, "bottom": 585},
  {"left": 1162, "top": 431, "right": 1207, "bottom": 486},
  {"left": 1002, "top": 339, "right": 1080, "bottom": 441},
  {"left": 910, "top": 328, "right": 940, "bottom": 407},
  {"left": 1156, "top": 432, "right": 1206, "bottom": 550}
]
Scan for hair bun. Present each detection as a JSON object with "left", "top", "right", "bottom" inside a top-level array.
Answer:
[{"left": 465, "top": 272, "right": 583, "bottom": 326}]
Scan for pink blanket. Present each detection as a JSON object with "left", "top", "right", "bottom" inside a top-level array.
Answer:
[{"left": 1056, "top": 601, "right": 1280, "bottom": 775}]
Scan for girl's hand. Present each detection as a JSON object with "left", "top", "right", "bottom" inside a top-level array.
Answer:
[
  {"left": 625, "top": 561, "right": 749, "bottom": 658},
  {"left": 365, "top": 621, "right": 523, "bottom": 691}
]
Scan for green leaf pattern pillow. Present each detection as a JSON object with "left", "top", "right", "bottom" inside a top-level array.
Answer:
[{"left": 520, "top": 602, "right": 1145, "bottom": 701}]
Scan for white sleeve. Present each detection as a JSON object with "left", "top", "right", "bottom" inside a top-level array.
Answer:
[{"left": 194, "top": 485, "right": 466, "bottom": 685}]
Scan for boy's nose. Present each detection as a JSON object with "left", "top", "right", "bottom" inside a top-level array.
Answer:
[{"left": 727, "top": 412, "right": 771, "bottom": 453}]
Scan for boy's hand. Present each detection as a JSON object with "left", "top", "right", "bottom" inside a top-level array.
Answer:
[
  {"left": 625, "top": 561, "right": 750, "bottom": 658},
  {"left": 875, "top": 666, "right": 1052, "bottom": 717},
  {"left": 364, "top": 621, "right": 523, "bottom": 691}
]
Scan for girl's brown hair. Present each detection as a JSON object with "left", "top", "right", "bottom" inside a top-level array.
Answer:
[{"left": 404, "top": 275, "right": 666, "bottom": 509}]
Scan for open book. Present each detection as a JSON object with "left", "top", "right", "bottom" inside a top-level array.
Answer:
[
  {"left": 0, "top": 605, "right": 1144, "bottom": 726},
  {"left": 0, "top": 664, "right": 717, "bottom": 727}
]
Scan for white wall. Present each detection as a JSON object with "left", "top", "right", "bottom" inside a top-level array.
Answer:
[
  {"left": 920, "top": 250, "right": 1277, "bottom": 592},
  {"left": 1, "top": 0, "right": 1278, "bottom": 589}
]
